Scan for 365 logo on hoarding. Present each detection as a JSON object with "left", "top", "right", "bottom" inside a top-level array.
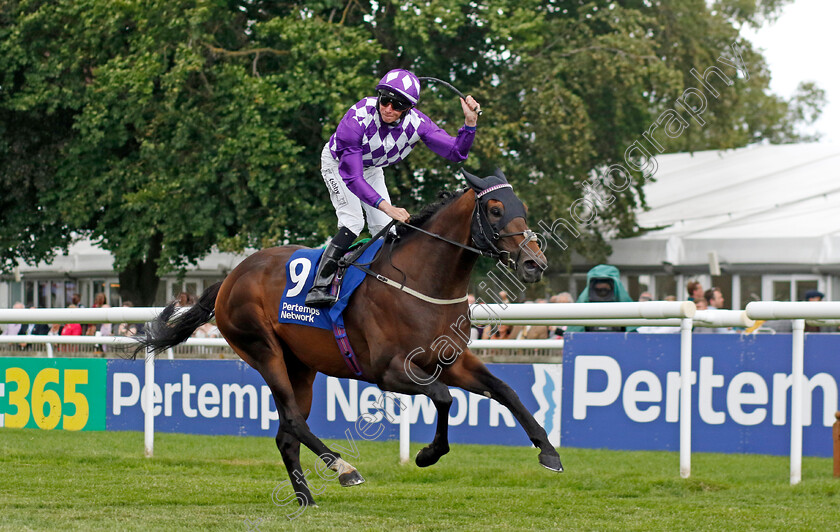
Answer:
[{"left": 0, "top": 358, "right": 106, "bottom": 431}]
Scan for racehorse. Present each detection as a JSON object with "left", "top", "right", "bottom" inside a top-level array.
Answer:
[{"left": 136, "top": 169, "right": 563, "bottom": 507}]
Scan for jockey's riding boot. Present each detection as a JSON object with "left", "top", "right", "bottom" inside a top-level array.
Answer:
[{"left": 305, "top": 226, "right": 358, "bottom": 308}]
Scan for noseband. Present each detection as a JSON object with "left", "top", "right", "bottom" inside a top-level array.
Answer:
[{"left": 471, "top": 184, "right": 537, "bottom": 269}]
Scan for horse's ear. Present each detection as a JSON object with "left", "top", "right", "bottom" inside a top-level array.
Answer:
[
  {"left": 493, "top": 168, "right": 508, "bottom": 182},
  {"left": 461, "top": 168, "right": 486, "bottom": 191}
]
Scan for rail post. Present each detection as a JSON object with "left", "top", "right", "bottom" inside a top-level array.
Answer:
[
  {"left": 834, "top": 411, "right": 840, "bottom": 478},
  {"left": 680, "top": 318, "right": 693, "bottom": 479},
  {"left": 144, "top": 345, "right": 155, "bottom": 458},
  {"left": 399, "top": 393, "right": 410, "bottom": 464},
  {"left": 790, "top": 319, "right": 805, "bottom": 485}
]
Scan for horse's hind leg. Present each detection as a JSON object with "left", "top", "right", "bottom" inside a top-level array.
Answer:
[
  {"left": 256, "top": 349, "right": 365, "bottom": 488},
  {"left": 274, "top": 361, "right": 318, "bottom": 508},
  {"left": 442, "top": 350, "right": 563, "bottom": 472},
  {"left": 227, "top": 338, "right": 363, "bottom": 510}
]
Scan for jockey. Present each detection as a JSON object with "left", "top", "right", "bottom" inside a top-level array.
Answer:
[{"left": 306, "top": 68, "right": 481, "bottom": 307}]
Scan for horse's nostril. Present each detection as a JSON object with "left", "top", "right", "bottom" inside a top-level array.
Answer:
[{"left": 524, "top": 260, "right": 538, "bottom": 272}]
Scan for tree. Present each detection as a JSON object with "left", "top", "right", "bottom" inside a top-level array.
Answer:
[
  {"left": 0, "top": 0, "right": 823, "bottom": 303},
  {"left": 2, "top": 0, "right": 380, "bottom": 304}
]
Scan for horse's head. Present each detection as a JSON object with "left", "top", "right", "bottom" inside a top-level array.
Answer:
[{"left": 462, "top": 168, "right": 546, "bottom": 283}]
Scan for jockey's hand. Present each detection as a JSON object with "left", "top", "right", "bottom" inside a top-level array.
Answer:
[
  {"left": 379, "top": 201, "right": 411, "bottom": 224},
  {"left": 461, "top": 95, "right": 480, "bottom": 127}
]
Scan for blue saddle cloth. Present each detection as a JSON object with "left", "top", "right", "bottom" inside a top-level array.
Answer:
[{"left": 278, "top": 239, "right": 385, "bottom": 330}]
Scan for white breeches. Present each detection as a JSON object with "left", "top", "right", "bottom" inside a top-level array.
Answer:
[{"left": 320, "top": 143, "right": 392, "bottom": 236}]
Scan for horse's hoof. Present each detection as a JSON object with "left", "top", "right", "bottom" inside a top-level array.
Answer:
[
  {"left": 539, "top": 452, "right": 564, "bottom": 472},
  {"left": 415, "top": 446, "right": 444, "bottom": 468},
  {"left": 338, "top": 469, "right": 365, "bottom": 487}
]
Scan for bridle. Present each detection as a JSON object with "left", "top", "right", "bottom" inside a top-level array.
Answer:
[
  {"left": 392, "top": 186, "right": 538, "bottom": 269},
  {"left": 468, "top": 184, "right": 537, "bottom": 269},
  {"left": 337, "top": 187, "right": 538, "bottom": 305}
]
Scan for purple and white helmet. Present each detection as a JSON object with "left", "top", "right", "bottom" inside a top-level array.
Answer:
[{"left": 375, "top": 69, "right": 421, "bottom": 105}]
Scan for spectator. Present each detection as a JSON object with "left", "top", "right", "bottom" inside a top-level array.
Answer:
[
  {"left": 20, "top": 306, "right": 50, "bottom": 350},
  {"left": 516, "top": 299, "right": 551, "bottom": 340},
  {"left": 96, "top": 304, "right": 113, "bottom": 355},
  {"left": 61, "top": 305, "right": 83, "bottom": 336},
  {"left": 85, "top": 292, "right": 107, "bottom": 335},
  {"left": 696, "top": 287, "right": 731, "bottom": 333},
  {"left": 482, "top": 323, "right": 513, "bottom": 340},
  {"left": 508, "top": 300, "right": 550, "bottom": 340},
  {"left": 548, "top": 292, "right": 573, "bottom": 338},
  {"left": 193, "top": 322, "right": 220, "bottom": 338},
  {"left": 60, "top": 304, "right": 83, "bottom": 352},
  {"left": 566, "top": 265, "right": 636, "bottom": 333},
  {"left": 116, "top": 301, "right": 143, "bottom": 336},
  {"left": 21, "top": 307, "right": 49, "bottom": 336},
  {"left": 804, "top": 289, "right": 824, "bottom": 302},
  {"left": 638, "top": 292, "right": 653, "bottom": 302},
  {"left": 705, "top": 287, "right": 725, "bottom": 309},
  {"left": 549, "top": 292, "right": 573, "bottom": 304},
  {"left": 686, "top": 280, "right": 704, "bottom": 302},
  {"left": 803, "top": 290, "right": 831, "bottom": 332},
  {"left": 177, "top": 292, "right": 196, "bottom": 307},
  {"left": 98, "top": 304, "right": 113, "bottom": 337},
  {"left": 467, "top": 294, "right": 483, "bottom": 341},
  {"left": 1, "top": 302, "right": 25, "bottom": 336}
]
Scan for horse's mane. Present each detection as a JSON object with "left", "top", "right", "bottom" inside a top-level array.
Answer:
[{"left": 385, "top": 188, "right": 467, "bottom": 244}]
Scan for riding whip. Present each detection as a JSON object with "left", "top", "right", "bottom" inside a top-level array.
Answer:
[{"left": 418, "top": 77, "right": 483, "bottom": 116}]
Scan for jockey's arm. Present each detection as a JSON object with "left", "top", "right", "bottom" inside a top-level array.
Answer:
[
  {"left": 336, "top": 148, "right": 408, "bottom": 223},
  {"left": 416, "top": 108, "right": 477, "bottom": 162},
  {"left": 336, "top": 147, "right": 382, "bottom": 207},
  {"left": 377, "top": 200, "right": 410, "bottom": 223}
]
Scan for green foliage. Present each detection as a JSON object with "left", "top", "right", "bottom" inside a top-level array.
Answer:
[{"left": 0, "top": 0, "right": 824, "bottom": 300}]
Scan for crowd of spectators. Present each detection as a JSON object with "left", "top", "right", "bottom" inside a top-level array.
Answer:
[{"left": 467, "top": 265, "right": 838, "bottom": 339}]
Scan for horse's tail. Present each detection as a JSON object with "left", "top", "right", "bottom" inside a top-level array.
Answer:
[{"left": 132, "top": 281, "right": 223, "bottom": 358}]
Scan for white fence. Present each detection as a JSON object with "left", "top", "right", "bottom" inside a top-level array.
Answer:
[
  {"left": 0, "top": 302, "right": 827, "bottom": 485},
  {"left": 745, "top": 302, "right": 840, "bottom": 485}
]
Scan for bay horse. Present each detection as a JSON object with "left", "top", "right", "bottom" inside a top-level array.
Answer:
[{"left": 136, "top": 169, "right": 563, "bottom": 507}]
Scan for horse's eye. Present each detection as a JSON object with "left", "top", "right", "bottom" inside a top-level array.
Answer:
[{"left": 490, "top": 207, "right": 502, "bottom": 216}]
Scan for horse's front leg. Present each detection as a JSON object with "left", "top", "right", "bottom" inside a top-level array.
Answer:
[
  {"left": 377, "top": 356, "right": 453, "bottom": 467},
  {"left": 441, "top": 350, "right": 563, "bottom": 472}
]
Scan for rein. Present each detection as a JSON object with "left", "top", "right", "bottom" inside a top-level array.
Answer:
[
  {"left": 337, "top": 221, "right": 467, "bottom": 305},
  {"left": 336, "top": 192, "right": 536, "bottom": 306}
]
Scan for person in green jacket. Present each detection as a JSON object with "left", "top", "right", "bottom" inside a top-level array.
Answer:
[{"left": 566, "top": 264, "right": 637, "bottom": 333}]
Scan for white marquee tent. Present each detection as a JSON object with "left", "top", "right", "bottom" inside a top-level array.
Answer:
[{"left": 609, "top": 142, "right": 840, "bottom": 271}]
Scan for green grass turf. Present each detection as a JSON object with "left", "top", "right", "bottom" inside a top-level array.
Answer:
[{"left": 2, "top": 428, "right": 840, "bottom": 531}]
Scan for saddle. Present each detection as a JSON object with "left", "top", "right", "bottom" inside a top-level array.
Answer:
[{"left": 278, "top": 239, "right": 385, "bottom": 377}]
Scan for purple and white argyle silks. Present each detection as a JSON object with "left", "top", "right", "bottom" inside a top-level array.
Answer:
[{"left": 327, "top": 97, "right": 475, "bottom": 207}]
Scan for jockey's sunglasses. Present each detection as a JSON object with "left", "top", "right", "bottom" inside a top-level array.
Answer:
[{"left": 378, "top": 91, "right": 412, "bottom": 111}]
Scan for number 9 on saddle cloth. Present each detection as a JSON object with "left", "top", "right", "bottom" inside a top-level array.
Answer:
[{"left": 278, "top": 239, "right": 385, "bottom": 331}]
